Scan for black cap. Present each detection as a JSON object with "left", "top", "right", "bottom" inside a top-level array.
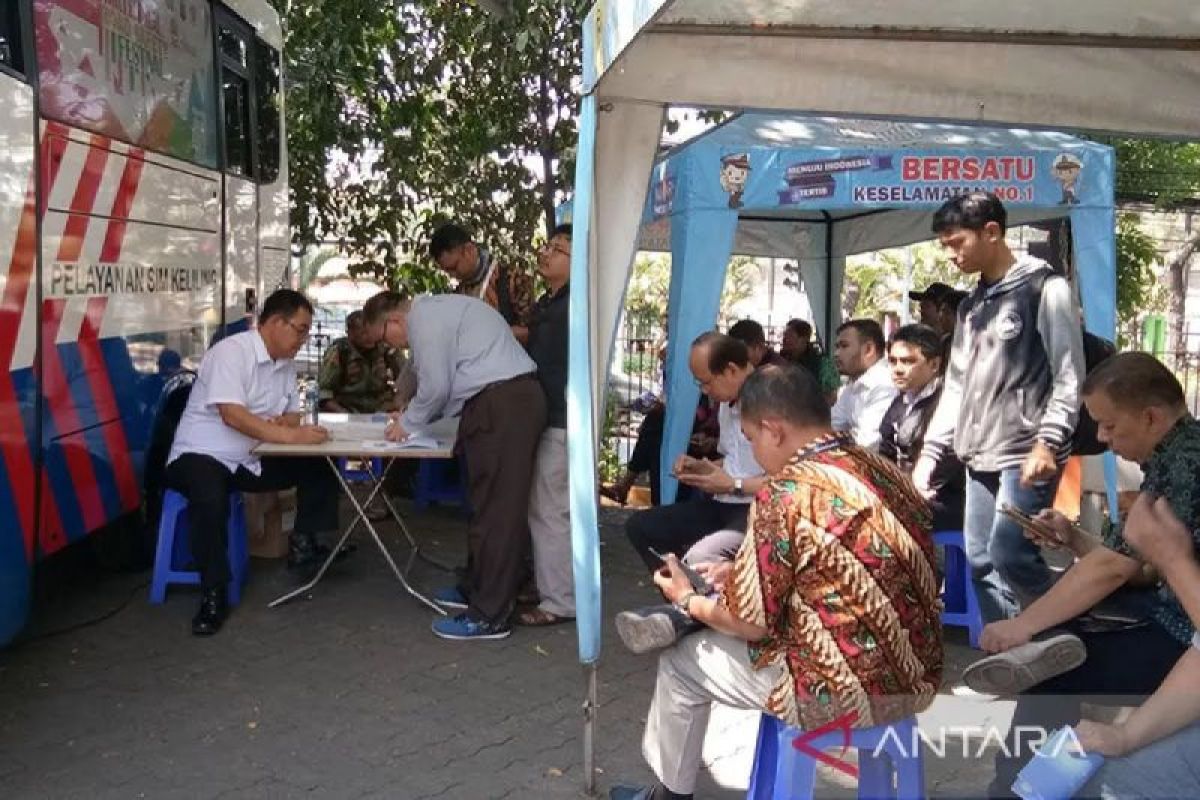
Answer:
[{"left": 909, "top": 282, "right": 953, "bottom": 302}]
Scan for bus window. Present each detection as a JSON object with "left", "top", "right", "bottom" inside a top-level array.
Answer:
[
  {"left": 0, "top": 2, "right": 24, "bottom": 76},
  {"left": 222, "top": 72, "right": 254, "bottom": 177},
  {"left": 255, "top": 41, "right": 281, "bottom": 184},
  {"left": 218, "top": 20, "right": 255, "bottom": 178}
]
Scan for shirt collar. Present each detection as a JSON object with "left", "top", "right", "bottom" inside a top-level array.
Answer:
[
  {"left": 1144, "top": 414, "right": 1197, "bottom": 471},
  {"left": 904, "top": 376, "right": 941, "bottom": 405},
  {"left": 252, "top": 331, "right": 274, "bottom": 365}
]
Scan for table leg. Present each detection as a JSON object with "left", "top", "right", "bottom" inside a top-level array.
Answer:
[
  {"left": 367, "top": 460, "right": 454, "bottom": 573},
  {"left": 268, "top": 457, "right": 447, "bottom": 615}
]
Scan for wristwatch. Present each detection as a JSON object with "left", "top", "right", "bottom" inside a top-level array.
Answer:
[{"left": 732, "top": 477, "right": 745, "bottom": 497}]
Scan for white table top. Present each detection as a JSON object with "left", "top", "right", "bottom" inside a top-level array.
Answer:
[{"left": 253, "top": 414, "right": 457, "bottom": 459}]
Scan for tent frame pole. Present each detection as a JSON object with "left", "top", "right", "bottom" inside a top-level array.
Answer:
[{"left": 583, "top": 662, "right": 598, "bottom": 795}]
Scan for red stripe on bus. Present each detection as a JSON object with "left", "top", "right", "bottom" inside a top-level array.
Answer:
[
  {"left": 40, "top": 299, "right": 107, "bottom": 532},
  {"left": 99, "top": 148, "right": 145, "bottom": 263},
  {"left": 55, "top": 137, "right": 110, "bottom": 263},
  {"left": 39, "top": 125, "right": 70, "bottom": 218},
  {"left": 0, "top": 173, "right": 41, "bottom": 556},
  {"left": 78, "top": 298, "right": 139, "bottom": 511},
  {"left": 39, "top": 466, "right": 67, "bottom": 557}
]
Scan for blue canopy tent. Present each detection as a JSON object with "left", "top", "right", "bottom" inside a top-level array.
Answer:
[
  {"left": 644, "top": 113, "right": 1116, "bottom": 505},
  {"left": 565, "top": 3, "right": 1196, "bottom": 792}
]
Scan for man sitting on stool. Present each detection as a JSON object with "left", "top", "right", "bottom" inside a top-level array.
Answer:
[{"left": 166, "top": 289, "right": 343, "bottom": 636}]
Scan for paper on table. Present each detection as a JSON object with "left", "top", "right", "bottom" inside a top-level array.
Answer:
[
  {"left": 321, "top": 413, "right": 389, "bottom": 441},
  {"left": 361, "top": 434, "right": 441, "bottom": 451}
]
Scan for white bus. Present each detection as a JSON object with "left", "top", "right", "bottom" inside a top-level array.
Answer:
[{"left": 0, "top": 0, "right": 289, "bottom": 644}]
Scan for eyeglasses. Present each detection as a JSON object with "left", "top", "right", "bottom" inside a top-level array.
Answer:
[
  {"left": 283, "top": 320, "right": 311, "bottom": 339},
  {"left": 540, "top": 243, "right": 571, "bottom": 257}
]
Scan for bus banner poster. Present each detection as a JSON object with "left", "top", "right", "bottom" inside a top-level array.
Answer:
[{"left": 34, "top": 0, "right": 219, "bottom": 167}]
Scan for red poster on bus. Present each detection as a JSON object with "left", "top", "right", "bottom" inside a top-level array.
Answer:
[{"left": 34, "top": 0, "right": 218, "bottom": 167}]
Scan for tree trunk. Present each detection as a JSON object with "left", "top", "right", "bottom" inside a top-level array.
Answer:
[
  {"left": 1165, "top": 221, "right": 1200, "bottom": 354},
  {"left": 537, "top": 61, "right": 557, "bottom": 237}
]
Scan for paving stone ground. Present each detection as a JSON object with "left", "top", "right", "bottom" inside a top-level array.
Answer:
[{"left": 0, "top": 502, "right": 1004, "bottom": 799}]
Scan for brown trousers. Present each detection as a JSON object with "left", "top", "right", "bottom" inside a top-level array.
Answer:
[{"left": 456, "top": 374, "right": 546, "bottom": 622}]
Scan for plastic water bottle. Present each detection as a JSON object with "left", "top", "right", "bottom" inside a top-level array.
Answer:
[{"left": 305, "top": 382, "right": 319, "bottom": 425}]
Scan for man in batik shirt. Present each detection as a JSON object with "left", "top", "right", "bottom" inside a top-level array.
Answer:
[
  {"left": 429, "top": 222, "right": 536, "bottom": 345},
  {"left": 610, "top": 364, "right": 942, "bottom": 800}
]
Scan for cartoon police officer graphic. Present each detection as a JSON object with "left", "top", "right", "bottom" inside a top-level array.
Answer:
[
  {"left": 1053, "top": 153, "right": 1083, "bottom": 205},
  {"left": 719, "top": 152, "right": 751, "bottom": 209}
]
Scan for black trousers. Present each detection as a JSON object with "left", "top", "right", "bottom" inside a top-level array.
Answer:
[
  {"left": 456, "top": 375, "right": 546, "bottom": 623},
  {"left": 165, "top": 452, "right": 340, "bottom": 589},
  {"left": 989, "top": 621, "right": 1188, "bottom": 796},
  {"left": 625, "top": 495, "right": 750, "bottom": 572}
]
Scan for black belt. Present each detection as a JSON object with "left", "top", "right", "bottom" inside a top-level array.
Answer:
[{"left": 469, "top": 372, "right": 537, "bottom": 403}]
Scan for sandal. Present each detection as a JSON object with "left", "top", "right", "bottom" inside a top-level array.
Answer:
[{"left": 515, "top": 608, "right": 574, "bottom": 627}]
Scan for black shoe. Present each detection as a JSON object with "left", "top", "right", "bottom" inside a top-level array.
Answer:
[
  {"left": 615, "top": 603, "right": 703, "bottom": 654},
  {"left": 192, "top": 586, "right": 228, "bottom": 636},
  {"left": 287, "top": 536, "right": 356, "bottom": 573}
]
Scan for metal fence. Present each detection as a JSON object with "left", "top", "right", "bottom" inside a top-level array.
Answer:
[{"left": 1150, "top": 326, "right": 1200, "bottom": 417}]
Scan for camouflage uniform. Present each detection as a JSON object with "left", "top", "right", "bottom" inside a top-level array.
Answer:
[{"left": 318, "top": 337, "right": 405, "bottom": 413}]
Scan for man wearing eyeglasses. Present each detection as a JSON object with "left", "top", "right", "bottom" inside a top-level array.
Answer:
[
  {"left": 364, "top": 289, "right": 544, "bottom": 641},
  {"left": 166, "top": 290, "right": 343, "bottom": 636},
  {"left": 429, "top": 222, "right": 536, "bottom": 345}
]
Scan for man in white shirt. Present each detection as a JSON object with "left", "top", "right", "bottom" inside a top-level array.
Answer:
[
  {"left": 624, "top": 333, "right": 766, "bottom": 572},
  {"left": 166, "top": 290, "right": 340, "bottom": 636},
  {"left": 830, "top": 318, "right": 896, "bottom": 451},
  {"left": 365, "top": 290, "right": 544, "bottom": 642}
]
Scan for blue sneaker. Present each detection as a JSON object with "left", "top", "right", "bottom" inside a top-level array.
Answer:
[
  {"left": 432, "top": 613, "right": 511, "bottom": 641},
  {"left": 432, "top": 586, "right": 468, "bottom": 610}
]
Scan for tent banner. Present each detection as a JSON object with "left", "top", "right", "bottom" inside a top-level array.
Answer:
[{"left": 653, "top": 147, "right": 1110, "bottom": 217}]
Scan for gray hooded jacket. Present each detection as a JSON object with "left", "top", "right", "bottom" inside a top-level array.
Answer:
[{"left": 922, "top": 255, "right": 1085, "bottom": 472}]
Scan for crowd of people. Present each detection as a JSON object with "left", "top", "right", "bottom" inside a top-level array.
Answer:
[{"left": 159, "top": 190, "right": 1200, "bottom": 799}]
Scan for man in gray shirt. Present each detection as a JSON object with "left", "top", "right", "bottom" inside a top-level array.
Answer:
[{"left": 364, "top": 291, "right": 545, "bottom": 641}]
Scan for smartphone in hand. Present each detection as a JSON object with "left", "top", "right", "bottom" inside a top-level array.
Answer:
[{"left": 648, "top": 547, "right": 712, "bottom": 594}]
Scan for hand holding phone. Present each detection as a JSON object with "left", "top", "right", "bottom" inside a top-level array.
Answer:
[
  {"left": 1000, "top": 504, "right": 1069, "bottom": 549},
  {"left": 648, "top": 547, "right": 712, "bottom": 594}
]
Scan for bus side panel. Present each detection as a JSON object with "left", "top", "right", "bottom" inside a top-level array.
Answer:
[
  {"left": 37, "top": 127, "right": 220, "bottom": 554},
  {"left": 0, "top": 74, "right": 39, "bottom": 645}
]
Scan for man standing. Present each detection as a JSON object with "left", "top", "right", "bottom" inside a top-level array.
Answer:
[
  {"left": 830, "top": 319, "right": 896, "bottom": 450},
  {"left": 167, "top": 289, "right": 341, "bottom": 636},
  {"left": 624, "top": 333, "right": 765, "bottom": 571},
  {"left": 429, "top": 222, "right": 535, "bottom": 345},
  {"left": 914, "top": 191, "right": 1084, "bottom": 624},
  {"left": 727, "top": 319, "right": 785, "bottom": 367},
  {"left": 318, "top": 310, "right": 404, "bottom": 413},
  {"left": 909, "top": 281, "right": 953, "bottom": 326},
  {"left": 610, "top": 365, "right": 942, "bottom": 800},
  {"left": 365, "top": 290, "right": 544, "bottom": 641},
  {"left": 879, "top": 324, "right": 965, "bottom": 531},
  {"left": 518, "top": 224, "right": 575, "bottom": 627}
]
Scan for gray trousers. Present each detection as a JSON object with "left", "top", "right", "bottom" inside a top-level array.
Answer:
[
  {"left": 643, "top": 629, "right": 785, "bottom": 795},
  {"left": 528, "top": 427, "right": 574, "bottom": 617},
  {"left": 1093, "top": 721, "right": 1200, "bottom": 799}
]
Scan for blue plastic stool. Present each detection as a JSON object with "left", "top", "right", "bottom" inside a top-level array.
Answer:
[
  {"left": 934, "top": 529, "right": 983, "bottom": 648},
  {"left": 414, "top": 459, "right": 468, "bottom": 510},
  {"left": 337, "top": 457, "right": 383, "bottom": 483},
  {"left": 747, "top": 713, "right": 926, "bottom": 800},
  {"left": 150, "top": 489, "right": 249, "bottom": 605}
]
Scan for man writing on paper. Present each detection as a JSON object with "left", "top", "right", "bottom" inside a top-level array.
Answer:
[
  {"left": 166, "top": 289, "right": 342, "bottom": 636},
  {"left": 365, "top": 290, "right": 544, "bottom": 641}
]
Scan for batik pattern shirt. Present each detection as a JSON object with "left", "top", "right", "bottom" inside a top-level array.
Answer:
[
  {"left": 722, "top": 433, "right": 943, "bottom": 730},
  {"left": 453, "top": 252, "right": 536, "bottom": 328},
  {"left": 1101, "top": 415, "right": 1200, "bottom": 645}
]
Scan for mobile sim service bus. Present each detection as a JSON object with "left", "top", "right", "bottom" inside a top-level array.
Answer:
[{"left": 0, "top": 0, "right": 289, "bottom": 644}]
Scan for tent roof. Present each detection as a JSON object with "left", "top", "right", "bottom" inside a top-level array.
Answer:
[
  {"left": 588, "top": 1, "right": 1200, "bottom": 137},
  {"left": 681, "top": 113, "right": 1107, "bottom": 155}
]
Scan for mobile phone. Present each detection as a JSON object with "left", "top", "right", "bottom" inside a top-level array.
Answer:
[
  {"left": 999, "top": 504, "right": 1062, "bottom": 543},
  {"left": 647, "top": 547, "right": 712, "bottom": 594}
]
